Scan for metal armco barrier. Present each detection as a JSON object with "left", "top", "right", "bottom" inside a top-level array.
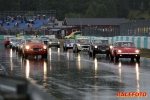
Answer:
[
  {"left": 75, "top": 35, "right": 150, "bottom": 49},
  {"left": 0, "top": 74, "right": 55, "bottom": 100}
]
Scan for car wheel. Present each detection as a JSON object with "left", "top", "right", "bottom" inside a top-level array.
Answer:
[
  {"left": 115, "top": 57, "right": 119, "bottom": 61},
  {"left": 42, "top": 52, "right": 47, "bottom": 58},
  {"left": 136, "top": 57, "right": 140, "bottom": 62},
  {"left": 73, "top": 46, "right": 75, "bottom": 53},
  {"left": 4, "top": 44, "right": 7, "bottom": 48},
  {"left": 63, "top": 46, "right": 65, "bottom": 51},
  {"left": 23, "top": 52, "right": 28, "bottom": 58},
  {"left": 93, "top": 51, "right": 96, "bottom": 57},
  {"left": 110, "top": 54, "right": 114, "bottom": 60},
  {"left": 131, "top": 58, "right": 134, "bottom": 61},
  {"left": 88, "top": 51, "right": 92, "bottom": 57},
  {"left": 106, "top": 53, "right": 109, "bottom": 57},
  {"left": 75, "top": 46, "right": 79, "bottom": 53}
]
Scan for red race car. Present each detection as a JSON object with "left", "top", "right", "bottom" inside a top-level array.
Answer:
[
  {"left": 110, "top": 41, "right": 140, "bottom": 61},
  {"left": 22, "top": 38, "right": 47, "bottom": 58},
  {"left": 4, "top": 36, "right": 15, "bottom": 47}
]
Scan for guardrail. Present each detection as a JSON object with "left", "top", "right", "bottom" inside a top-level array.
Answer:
[
  {"left": 0, "top": 74, "right": 55, "bottom": 100},
  {"left": 75, "top": 35, "right": 150, "bottom": 49}
]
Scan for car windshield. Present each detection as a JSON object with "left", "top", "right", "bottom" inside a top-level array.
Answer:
[
  {"left": 50, "top": 39, "right": 58, "bottom": 42},
  {"left": 94, "top": 40, "right": 108, "bottom": 44},
  {"left": 117, "top": 42, "right": 135, "bottom": 47},
  {"left": 66, "top": 39, "right": 75, "bottom": 43},
  {"left": 41, "top": 37, "right": 49, "bottom": 39},
  {"left": 76, "top": 39, "right": 89, "bottom": 43},
  {"left": 11, "top": 39, "right": 21, "bottom": 42},
  {"left": 26, "top": 39, "right": 42, "bottom": 43}
]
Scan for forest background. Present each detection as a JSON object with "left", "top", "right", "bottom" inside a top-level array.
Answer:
[{"left": 0, "top": 0, "right": 150, "bottom": 21}]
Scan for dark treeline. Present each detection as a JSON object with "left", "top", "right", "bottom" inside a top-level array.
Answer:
[{"left": 0, "top": 0, "right": 150, "bottom": 20}]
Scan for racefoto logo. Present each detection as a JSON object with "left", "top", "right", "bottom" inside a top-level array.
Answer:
[{"left": 117, "top": 92, "right": 147, "bottom": 98}]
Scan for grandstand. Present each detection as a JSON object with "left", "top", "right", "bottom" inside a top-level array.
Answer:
[{"left": 0, "top": 10, "right": 56, "bottom": 30}]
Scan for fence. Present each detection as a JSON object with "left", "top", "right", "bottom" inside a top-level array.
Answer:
[
  {"left": 82, "top": 20, "right": 150, "bottom": 37},
  {"left": 0, "top": 10, "right": 56, "bottom": 18}
]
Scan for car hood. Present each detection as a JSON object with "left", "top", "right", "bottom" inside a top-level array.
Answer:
[
  {"left": 25, "top": 43, "right": 46, "bottom": 47},
  {"left": 78, "top": 43, "right": 90, "bottom": 45},
  {"left": 116, "top": 47, "right": 138, "bottom": 52}
]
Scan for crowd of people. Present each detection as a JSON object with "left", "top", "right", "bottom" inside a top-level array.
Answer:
[{"left": 0, "top": 15, "right": 48, "bottom": 28}]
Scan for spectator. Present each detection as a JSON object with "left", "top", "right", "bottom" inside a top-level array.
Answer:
[
  {"left": 14, "top": 22, "right": 18, "bottom": 27},
  {"left": 6, "top": 21, "right": 9, "bottom": 26}
]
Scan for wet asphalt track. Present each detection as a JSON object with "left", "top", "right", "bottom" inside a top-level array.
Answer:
[{"left": 0, "top": 40, "right": 150, "bottom": 100}]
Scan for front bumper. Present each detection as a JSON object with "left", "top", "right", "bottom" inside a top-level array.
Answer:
[
  {"left": 116, "top": 53, "right": 140, "bottom": 58},
  {"left": 77, "top": 46, "right": 89, "bottom": 51},
  {"left": 25, "top": 48, "right": 47, "bottom": 55},
  {"left": 93, "top": 48, "right": 110, "bottom": 54}
]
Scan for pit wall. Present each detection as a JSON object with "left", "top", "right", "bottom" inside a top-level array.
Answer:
[{"left": 75, "top": 35, "right": 150, "bottom": 49}]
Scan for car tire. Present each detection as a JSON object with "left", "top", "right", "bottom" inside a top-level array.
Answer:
[
  {"left": 23, "top": 52, "right": 28, "bottom": 58},
  {"left": 93, "top": 51, "right": 96, "bottom": 57},
  {"left": 73, "top": 46, "right": 75, "bottom": 53},
  {"left": 75, "top": 46, "right": 79, "bottom": 53},
  {"left": 131, "top": 58, "right": 134, "bottom": 61},
  {"left": 88, "top": 51, "right": 92, "bottom": 56},
  {"left": 110, "top": 54, "right": 114, "bottom": 60},
  {"left": 4, "top": 44, "right": 7, "bottom": 48},
  {"left": 136, "top": 57, "right": 140, "bottom": 62},
  {"left": 106, "top": 53, "right": 109, "bottom": 57},
  {"left": 115, "top": 57, "right": 119, "bottom": 61},
  {"left": 42, "top": 52, "right": 47, "bottom": 58}
]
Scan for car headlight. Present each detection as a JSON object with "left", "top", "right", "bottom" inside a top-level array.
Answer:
[
  {"left": 25, "top": 46, "right": 30, "bottom": 49},
  {"left": 49, "top": 42, "right": 51, "bottom": 44},
  {"left": 135, "top": 50, "right": 140, "bottom": 53},
  {"left": 58, "top": 42, "right": 60, "bottom": 44},
  {"left": 10, "top": 42, "right": 12, "bottom": 43},
  {"left": 43, "top": 45, "right": 47, "bottom": 49},
  {"left": 110, "top": 45, "right": 113, "bottom": 49},
  {"left": 77, "top": 44, "right": 80, "bottom": 46},
  {"left": 94, "top": 45, "right": 97, "bottom": 48},
  {"left": 118, "top": 50, "right": 122, "bottom": 53}
]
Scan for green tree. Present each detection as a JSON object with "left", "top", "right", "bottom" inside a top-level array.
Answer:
[
  {"left": 115, "top": 0, "right": 130, "bottom": 18},
  {"left": 104, "top": 0, "right": 117, "bottom": 17},
  {"left": 148, "top": 2, "right": 150, "bottom": 15},
  {"left": 86, "top": 5, "right": 95, "bottom": 18},
  {"left": 96, "top": 4, "right": 108, "bottom": 18}
]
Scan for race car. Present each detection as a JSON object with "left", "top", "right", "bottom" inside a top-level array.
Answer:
[
  {"left": 11, "top": 38, "right": 22, "bottom": 50},
  {"left": 4, "top": 36, "right": 15, "bottom": 47},
  {"left": 47, "top": 38, "right": 60, "bottom": 48},
  {"left": 110, "top": 41, "right": 140, "bottom": 61},
  {"left": 40, "top": 36, "right": 50, "bottom": 45},
  {"left": 73, "top": 38, "right": 90, "bottom": 53},
  {"left": 88, "top": 38, "right": 110, "bottom": 57},
  {"left": 21, "top": 38, "right": 47, "bottom": 58},
  {"left": 63, "top": 39, "right": 75, "bottom": 51}
]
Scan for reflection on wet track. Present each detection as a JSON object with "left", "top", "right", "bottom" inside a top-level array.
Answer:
[{"left": 0, "top": 42, "right": 150, "bottom": 100}]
